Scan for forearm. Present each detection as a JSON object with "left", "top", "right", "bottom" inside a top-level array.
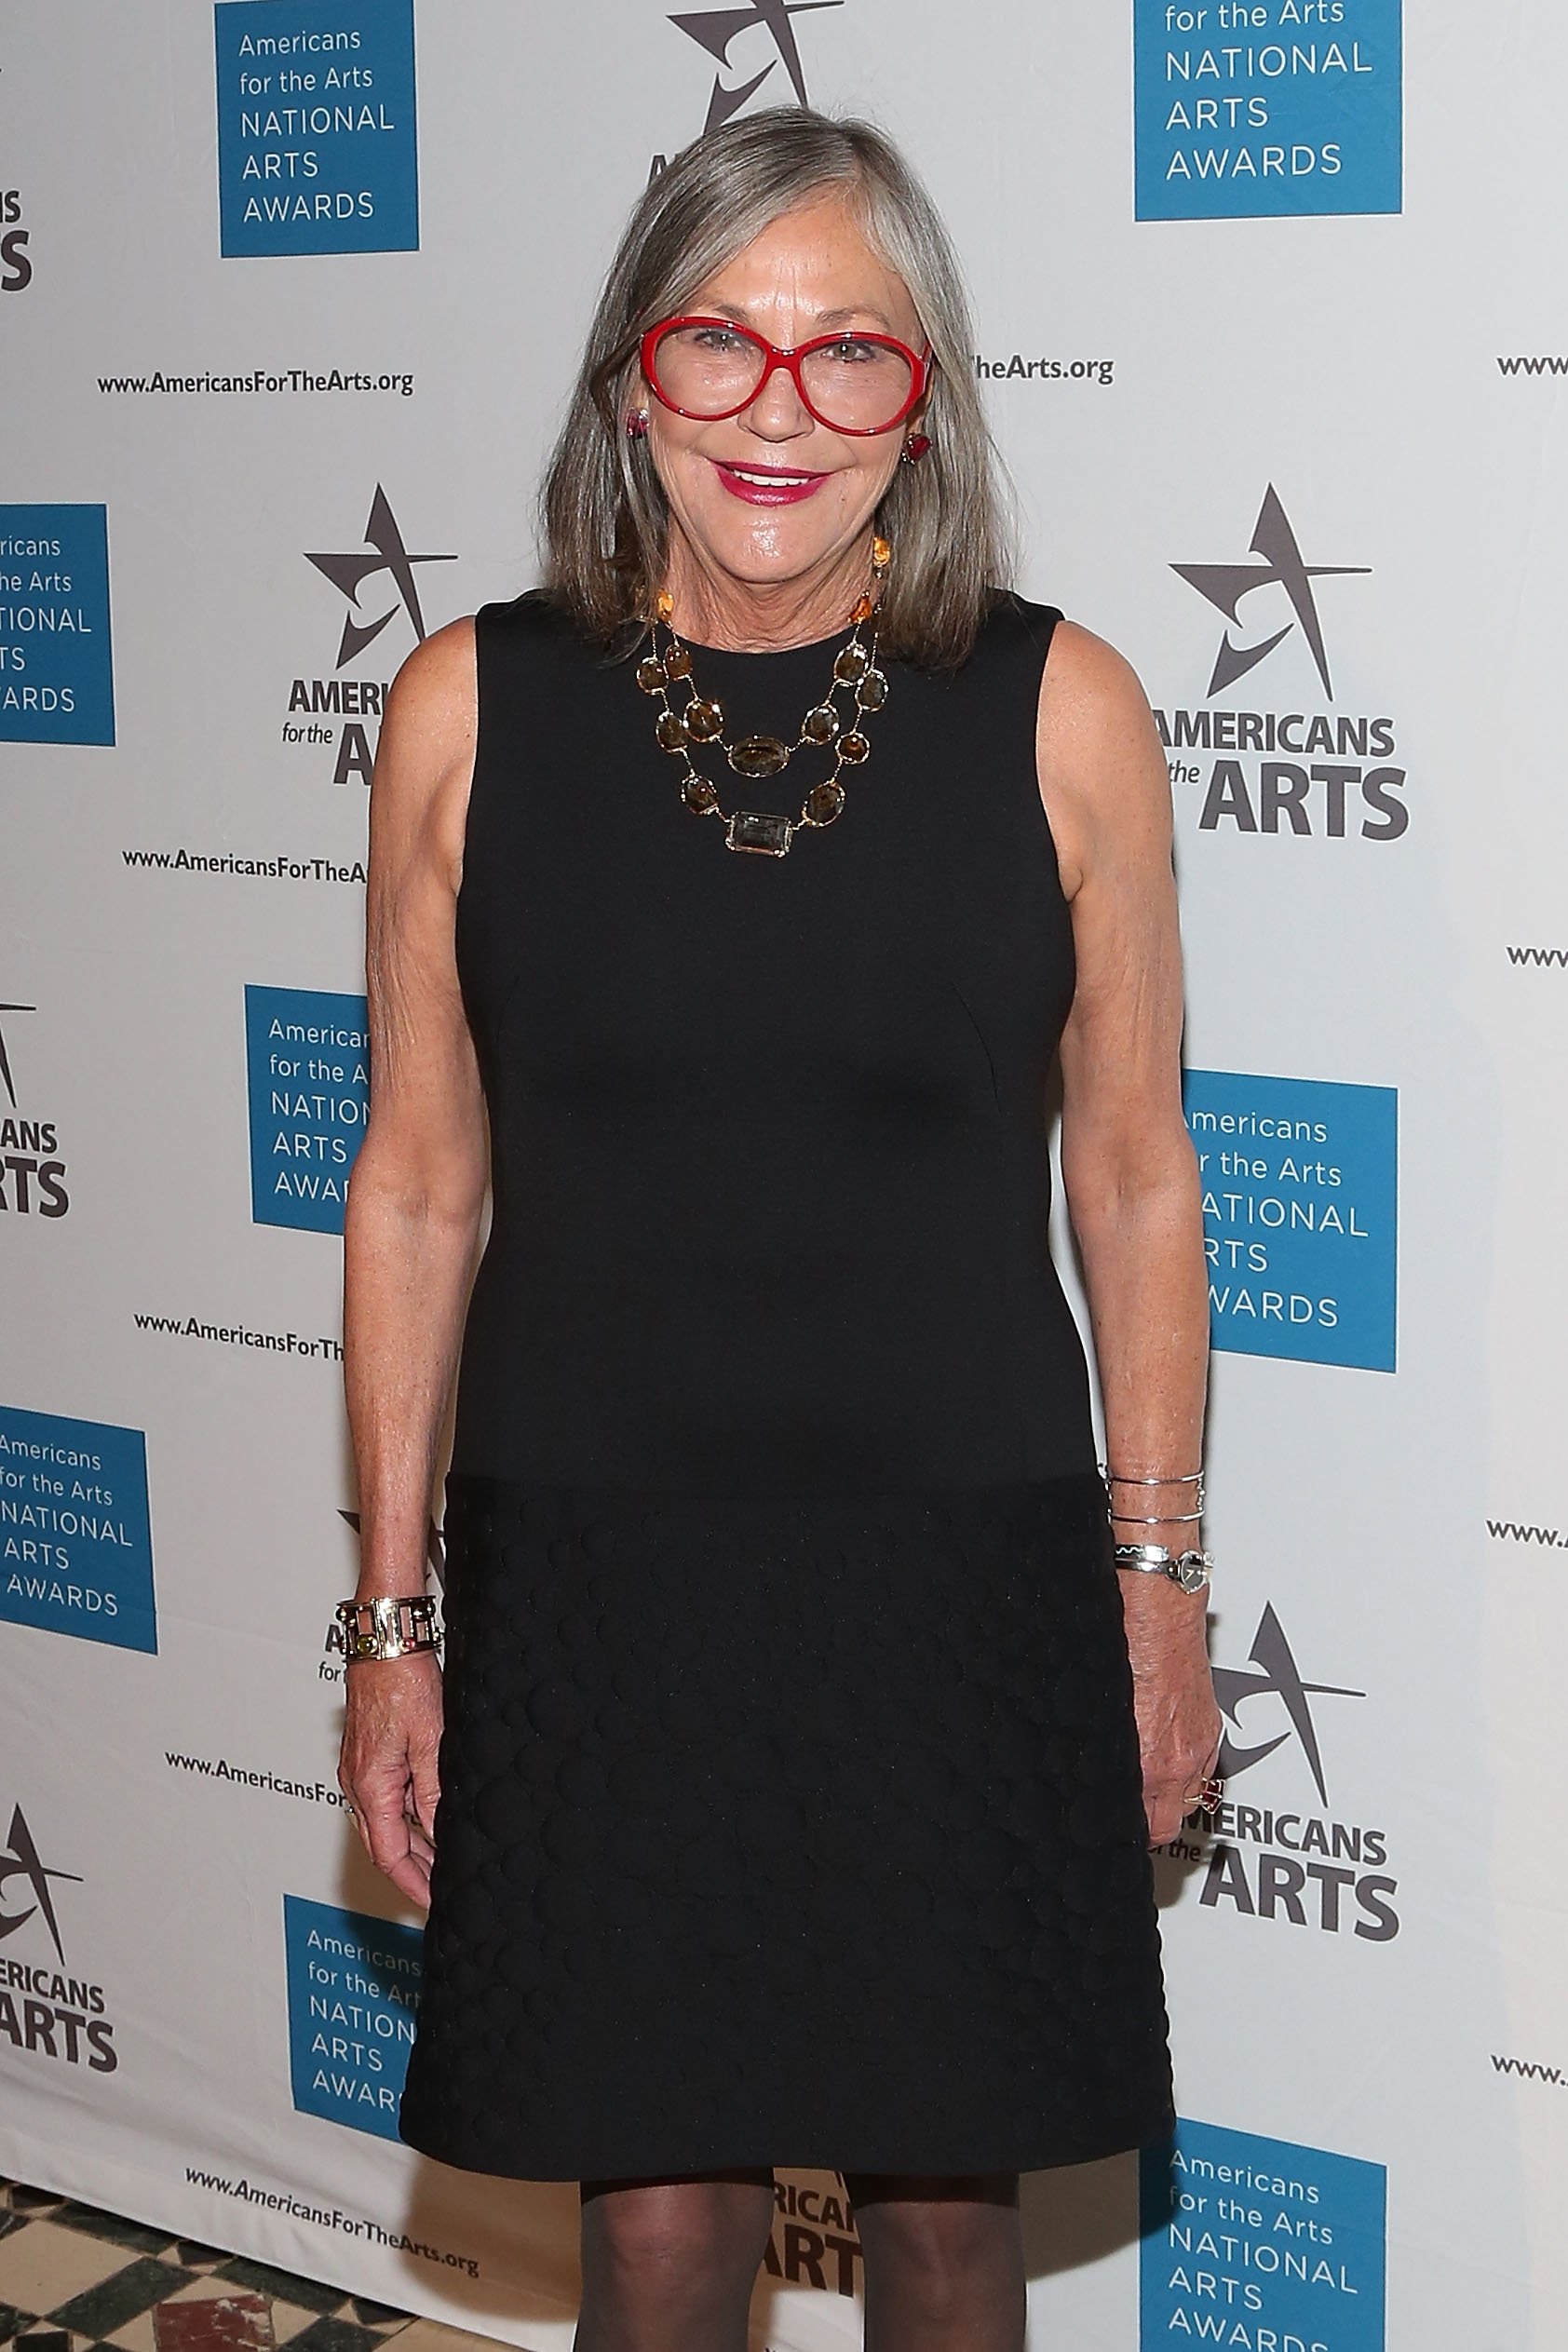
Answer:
[
  {"left": 344, "top": 1158, "right": 481, "bottom": 1600},
  {"left": 1067, "top": 1147, "right": 1209, "bottom": 1575}
]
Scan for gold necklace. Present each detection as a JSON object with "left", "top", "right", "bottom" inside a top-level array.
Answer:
[{"left": 637, "top": 535, "right": 892, "bottom": 858}]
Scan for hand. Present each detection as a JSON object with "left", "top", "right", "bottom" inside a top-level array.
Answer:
[
  {"left": 1117, "top": 1577, "right": 1222, "bottom": 1848},
  {"left": 338, "top": 1649, "right": 444, "bottom": 1910}
]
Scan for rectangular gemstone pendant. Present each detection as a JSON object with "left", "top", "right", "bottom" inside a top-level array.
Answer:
[{"left": 725, "top": 808, "right": 793, "bottom": 856}]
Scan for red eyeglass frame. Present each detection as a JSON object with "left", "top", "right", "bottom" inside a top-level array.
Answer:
[{"left": 639, "top": 315, "right": 931, "bottom": 437}]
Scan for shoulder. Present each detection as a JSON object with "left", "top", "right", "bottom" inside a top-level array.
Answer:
[
  {"left": 1030, "top": 619, "right": 1169, "bottom": 898},
  {"left": 384, "top": 613, "right": 477, "bottom": 753},
  {"left": 370, "top": 620, "right": 480, "bottom": 896},
  {"left": 1037, "top": 617, "right": 1159, "bottom": 754}
]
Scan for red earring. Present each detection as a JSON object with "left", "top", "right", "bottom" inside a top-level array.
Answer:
[
  {"left": 626, "top": 409, "right": 650, "bottom": 440},
  {"left": 900, "top": 433, "right": 930, "bottom": 465}
]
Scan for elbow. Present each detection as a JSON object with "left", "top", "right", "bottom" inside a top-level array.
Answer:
[
  {"left": 346, "top": 1139, "right": 487, "bottom": 1238},
  {"left": 1062, "top": 1130, "right": 1202, "bottom": 1237}
]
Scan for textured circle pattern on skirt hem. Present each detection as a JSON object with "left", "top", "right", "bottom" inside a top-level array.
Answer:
[{"left": 398, "top": 1469, "right": 1176, "bottom": 2183}]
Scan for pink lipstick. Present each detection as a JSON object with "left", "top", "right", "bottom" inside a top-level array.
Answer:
[{"left": 711, "top": 458, "right": 831, "bottom": 506}]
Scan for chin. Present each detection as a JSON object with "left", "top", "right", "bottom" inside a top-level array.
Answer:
[{"left": 696, "top": 517, "right": 854, "bottom": 588}]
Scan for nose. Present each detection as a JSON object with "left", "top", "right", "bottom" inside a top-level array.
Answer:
[{"left": 740, "top": 354, "right": 815, "bottom": 444}]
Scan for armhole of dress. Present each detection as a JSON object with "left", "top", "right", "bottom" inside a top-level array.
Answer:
[
  {"left": 1010, "top": 598, "right": 1071, "bottom": 900},
  {"left": 454, "top": 602, "right": 505, "bottom": 950}
]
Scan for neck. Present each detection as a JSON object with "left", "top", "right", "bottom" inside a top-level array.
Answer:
[{"left": 662, "top": 530, "right": 873, "bottom": 651}]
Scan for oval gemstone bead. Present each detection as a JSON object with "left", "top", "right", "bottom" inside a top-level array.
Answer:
[
  {"left": 684, "top": 698, "right": 724, "bottom": 742},
  {"left": 833, "top": 642, "right": 872, "bottom": 684},
  {"left": 682, "top": 774, "right": 721, "bottom": 814},
  {"left": 838, "top": 731, "right": 871, "bottom": 764},
  {"left": 856, "top": 669, "right": 888, "bottom": 712},
  {"left": 663, "top": 644, "right": 693, "bottom": 680},
  {"left": 636, "top": 657, "right": 668, "bottom": 694},
  {"left": 728, "top": 734, "right": 789, "bottom": 778},
  {"left": 802, "top": 704, "right": 841, "bottom": 744},
  {"left": 655, "top": 710, "right": 689, "bottom": 752},
  {"left": 849, "top": 593, "right": 875, "bottom": 625},
  {"left": 804, "top": 780, "right": 845, "bottom": 826}
]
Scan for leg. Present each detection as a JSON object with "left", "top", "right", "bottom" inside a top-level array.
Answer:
[
  {"left": 843, "top": 2171, "right": 1026, "bottom": 2352},
  {"left": 574, "top": 2168, "right": 776, "bottom": 2352}
]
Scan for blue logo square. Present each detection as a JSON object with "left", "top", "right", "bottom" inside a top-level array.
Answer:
[
  {"left": 1141, "top": 2117, "right": 1386, "bottom": 2349},
  {"left": 245, "top": 984, "right": 369, "bottom": 1235},
  {"left": 1184, "top": 1070, "right": 1398, "bottom": 1372},
  {"left": 0, "top": 506, "right": 115, "bottom": 746},
  {"left": 0, "top": 1405, "right": 155, "bottom": 1653},
  {"left": 283, "top": 1894, "right": 422, "bottom": 2140},
  {"left": 215, "top": 1, "right": 419, "bottom": 258},
  {"left": 1134, "top": 0, "right": 1402, "bottom": 221}
]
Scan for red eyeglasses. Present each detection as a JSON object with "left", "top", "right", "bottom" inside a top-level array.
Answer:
[{"left": 640, "top": 315, "right": 931, "bottom": 438}]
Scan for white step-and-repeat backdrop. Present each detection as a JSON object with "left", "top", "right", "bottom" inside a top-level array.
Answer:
[{"left": 3, "top": 4, "right": 1564, "bottom": 2346}]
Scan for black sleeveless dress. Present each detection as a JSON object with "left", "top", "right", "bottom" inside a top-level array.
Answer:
[{"left": 397, "top": 589, "right": 1174, "bottom": 2181}]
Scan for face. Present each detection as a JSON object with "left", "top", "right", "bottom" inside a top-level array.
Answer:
[{"left": 640, "top": 195, "right": 926, "bottom": 612}]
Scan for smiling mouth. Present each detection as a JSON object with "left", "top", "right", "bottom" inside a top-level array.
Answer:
[{"left": 710, "top": 458, "right": 832, "bottom": 503}]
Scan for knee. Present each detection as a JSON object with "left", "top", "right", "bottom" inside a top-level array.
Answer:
[
  {"left": 851, "top": 2185, "right": 1019, "bottom": 2313},
  {"left": 582, "top": 2179, "right": 773, "bottom": 2298}
]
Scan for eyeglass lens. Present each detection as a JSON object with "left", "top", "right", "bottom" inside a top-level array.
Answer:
[{"left": 652, "top": 323, "right": 914, "bottom": 431}]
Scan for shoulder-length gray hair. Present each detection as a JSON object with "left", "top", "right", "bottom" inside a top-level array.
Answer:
[{"left": 540, "top": 108, "right": 1013, "bottom": 671}]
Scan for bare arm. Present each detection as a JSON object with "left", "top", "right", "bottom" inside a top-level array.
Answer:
[
  {"left": 338, "top": 615, "right": 484, "bottom": 1907},
  {"left": 1038, "top": 619, "right": 1220, "bottom": 1845}
]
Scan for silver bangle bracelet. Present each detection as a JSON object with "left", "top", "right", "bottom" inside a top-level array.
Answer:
[
  {"left": 1109, "top": 1507, "right": 1206, "bottom": 1524},
  {"left": 1101, "top": 1466, "right": 1204, "bottom": 1485}
]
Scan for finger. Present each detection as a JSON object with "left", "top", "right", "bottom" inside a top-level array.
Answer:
[
  {"left": 410, "top": 1753, "right": 441, "bottom": 1845},
  {"left": 339, "top": 1785, "right": 372, "bottom": 1849},
  {"left": 355, "top": 1786, "right": 417, "bottom": 1878},
  {"left": 383, "top": 1850, "right": 434, "bottom": 1913},
  {"left": 1145, "top": 1795, "right": 1183, "bottom": 1846}
]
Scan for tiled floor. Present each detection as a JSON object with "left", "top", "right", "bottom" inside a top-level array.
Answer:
[{"left": 0, "top": 2183, "right": 501, "bottom": 2352}]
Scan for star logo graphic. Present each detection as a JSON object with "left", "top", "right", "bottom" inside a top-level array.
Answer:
[
  {"left": 0, "top": 1804, "right": 83, "bottom": 1965},
  {"left": 1212, "top": 1603, "right": 1365, "bottom": 1807},
  {"left": 0, "top": 1001, "right": 35, "bottom": 1111},
  {"left": 1173, "top": 485, "right": 1371, "bottom": 700},
  {"left": 305, "top": 486, "right": 456, "bottom": 673},
  {"left": 669, "top": 1, "right": 845, "bottom": 133}
]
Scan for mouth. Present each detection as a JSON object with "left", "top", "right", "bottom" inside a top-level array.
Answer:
[{"left": 710, "top": 458, "right": 833, "bottom": 506}]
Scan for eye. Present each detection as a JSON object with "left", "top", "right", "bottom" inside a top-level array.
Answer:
[
  {"left": 691, "top": 324, "right": 749, "bottom": 353},
  {"left": 824, "top": 337, "right": 882, "bottom": 365}
]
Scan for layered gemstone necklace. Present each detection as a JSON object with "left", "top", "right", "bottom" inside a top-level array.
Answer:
[{"left": 636, "top": 534, "right": 892, "bottom": 858}]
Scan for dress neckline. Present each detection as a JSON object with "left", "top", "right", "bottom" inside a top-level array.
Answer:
[{"left": 671, "top": 619, "right": 858, "bottom": 659}]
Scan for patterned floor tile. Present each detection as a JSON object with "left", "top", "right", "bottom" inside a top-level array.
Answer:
[
  {"left": 54, "top": 2219, "right": 175, "bottom": 2264},
  {"left": 107, "top": 2269, "right": 252, "bottom": 2352},
  {"left": 49, "top": 2260, "right": 195, "bottom": 2342},
  {"left": 207, "top": 2271, "right": 339, "bottom": 2325},
  {"left": 280, "top": 2321, "right": 385, "bottom": 2352},
  {"left": 263, "top": 2307, "right": 326, "bottom": 2349},
  {"left": 153, "top": 2292, "right": 273, "bottom": 2352},
  {"left": 381, "top": 2323, "right": 502, "bottom": 2352},
  {"left": 0, "top": 2189, "right": 528, "bottom": 2352},
  {"left": 0, "top": 2222, "right": 133, "bottom": 2317}
]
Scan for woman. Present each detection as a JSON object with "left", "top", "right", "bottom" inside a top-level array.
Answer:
[{"left": 338, "top": 107, "right": 1220, "bottom": 2352}]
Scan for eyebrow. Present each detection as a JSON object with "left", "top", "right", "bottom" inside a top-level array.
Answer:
[{"left": 696, "top": 299, "right": 899, "bottom": 333}]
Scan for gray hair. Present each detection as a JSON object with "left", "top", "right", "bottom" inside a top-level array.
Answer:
[{"left": 539, "top": 108, "right": 1014, "bottom": 670}]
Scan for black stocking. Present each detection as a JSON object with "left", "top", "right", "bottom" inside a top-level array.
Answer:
[
  {"left": 573, "top": 2169, "right": 777, "bottom": 2352},
  {"left": 844, "top": 2171, "right": 1027, "bottom": 2352}
]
